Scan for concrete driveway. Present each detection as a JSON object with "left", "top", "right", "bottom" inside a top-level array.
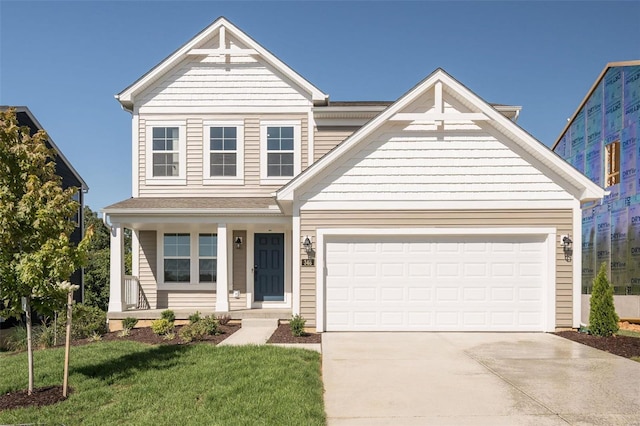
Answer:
[{"left": 322, "top": 333, "right": 640, "bottom": 425}]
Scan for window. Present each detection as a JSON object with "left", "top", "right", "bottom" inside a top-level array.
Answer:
[
  {"left": 160, "top": 232, "right": 218, "bottom": 287},
  {"left": 146, "top": 122, "right": 186, "bottom": 185},
  {"left": 203, "top": 122, "right": 244, "bottom": 184},
  {"left": 152, "top": 127, "right": 180, "bottom": 177},
  {"left": 163, "top": 233, "right": 190, "bottom": 282},
  {"left": 210, "top": 127, "right": 236, "bottom": 176},
  {"left": 605, "top": 141, "right": 620, "bottom": 187},
  {"left": 267, "top": 127, "right": 294, "bottom": 177},
  {"left": 198, "top": 234, "right": 217, "bottom": 283},
  {"left": 260, "top": 121, "right": 301, "bottom": 184}
]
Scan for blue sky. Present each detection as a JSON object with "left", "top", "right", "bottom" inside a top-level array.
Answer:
[{"left": 1, "top": 1, "right": 639, "bottom": 211}]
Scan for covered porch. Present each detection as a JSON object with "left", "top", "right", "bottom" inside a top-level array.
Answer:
[{"left": 103, "top": 197, "right": 294, "bottom": 322}]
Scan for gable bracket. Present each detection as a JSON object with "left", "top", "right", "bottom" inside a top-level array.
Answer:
[
  {"left": 187, "top": 26, "right": 258, "bottom": 57},
  {"left": 389, "top": 112, "right": 490, "bottom": 123}
]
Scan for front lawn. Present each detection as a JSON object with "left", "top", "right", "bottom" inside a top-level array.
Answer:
[{"left": 0, "top": 341, "right": 325, "bottom": 425}]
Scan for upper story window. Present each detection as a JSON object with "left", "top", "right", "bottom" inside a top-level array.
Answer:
[
  {"left": 203, "top": 121, "right": 244, "bottom": 185},
  {"left": 146, "top": 122, "right": 186, "bottom": 185},
  {"left": 605, "top": 140, "right": 620, "bottom": 187},
  {"left": 152, "top": 127, "right": 179, "bottom": 177},
  {"left": 260, "top": 121, "right": 301, "bottom": 184}
]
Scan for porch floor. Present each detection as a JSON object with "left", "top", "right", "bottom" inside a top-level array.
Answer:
[{"left": 107, "top": 308, "right": 292, "bottom": 321}]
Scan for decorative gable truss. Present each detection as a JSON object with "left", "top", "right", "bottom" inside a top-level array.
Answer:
[
  {"left": 278, "top": 69, "right": 605, "bottom": 209},
  {"left": 116, "top": 17, "right": 328, "bottom": 113}
]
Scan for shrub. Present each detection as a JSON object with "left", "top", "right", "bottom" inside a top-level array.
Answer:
[
  {"left": 37, "top": 321, "right": 58, "bottom": 348},
  {"left": 59, "top": 304, "right": 107, "bottom": 340},
  {"left": 589, "top": 263, "right": 619, "bottom": 337},
  {"left": 122, "top": 317, "right": 139, "bottom": 331},
  {"left": 161, "top": 310, "right": 176, "bottom": 323},
  {"left": 178, "top": 315, "right": 219, "bottom": 342},
  {"left": 151, "top": 318, "right": 174, "bottom": 336},
  {"left": 216, "top": 314, "right": 231, "bottom": 325},
  {"left": 178, "top": 324, "right": 198, "bottom": 342},
  {"left": 188, "top": 311, "right": 201, "bottom": 324},
  {"left": 289, "top": 315, "right": 306, "bottom": 337},
  {"left": 3, "top": 324, "right": 28, "bottom": 352},
  {"left": 200, "top": 315, "right": 219, "bottom": 335}
]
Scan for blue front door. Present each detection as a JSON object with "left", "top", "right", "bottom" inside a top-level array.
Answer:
[{"left": 254, "top": 233, "right": 285, "bottom": 302}]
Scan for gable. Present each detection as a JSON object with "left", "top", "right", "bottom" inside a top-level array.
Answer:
[
  {"left": 278, "top": 69, "right": 605, "bottom": 205},
  {"left": 117, "top": 17, "right": 328, "bottom": 112},
  {"left": 301, "top": 88, "right": 572, "bottom": 203}
]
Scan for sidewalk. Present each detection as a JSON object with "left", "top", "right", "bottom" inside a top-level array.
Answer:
[{"left": 219, "top": 318, "right": 321, "bottom": 353}]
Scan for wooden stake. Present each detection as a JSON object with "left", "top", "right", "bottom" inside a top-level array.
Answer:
[{"left": 63, "top": 291, "right": 73, "bottom": 397}]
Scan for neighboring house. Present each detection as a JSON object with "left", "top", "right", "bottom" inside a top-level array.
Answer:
[
  {"left": 0, "top": 106, "right": 88, "bottom": 305},
  {"left": 104, "top": 17, "right": 604, "bottom": 332},
  {"left": 552, "top": 61, "right": 640, "bottom": 322}
]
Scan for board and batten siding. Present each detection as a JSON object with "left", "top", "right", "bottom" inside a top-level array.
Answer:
[
  {"left": 298, "top": 210, "right": 573, "bottom": 328},
  {"left": 136, "top": 114, "right": 308, "bottom": 197},
  {"left": 313, "top": 127, "right": 358, "bottom": 161},
  {"left": 302, "top": 128, "right": 575, "bottom": 203}
]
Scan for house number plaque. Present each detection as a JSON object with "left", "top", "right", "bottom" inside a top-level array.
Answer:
[{"left": 301, "top": 258, "right": 315, "bottom": 267}]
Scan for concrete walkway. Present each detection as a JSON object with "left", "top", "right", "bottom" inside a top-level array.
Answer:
[
  {"left": 218, "top": 318, "right": 278, "bottom": 346},
  {"left": 323, "top": 332, "right": 640, "bottom": 425},
  {"left": 219, "top": 318, "right": 322, "bottom": 352}
]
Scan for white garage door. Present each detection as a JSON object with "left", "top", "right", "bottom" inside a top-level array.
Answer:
[{"left": 324, "top": 235, "right": 548, "bottom": 331}]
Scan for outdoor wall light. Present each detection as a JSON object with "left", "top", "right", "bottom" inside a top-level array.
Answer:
[
  {"left": 234, "top": 236, "right": 243, "bottom": 249},
  {"left": 561, "top": 235, "right": 573, "bottom": 262},
  {"left": 303, "top": 236, "right": 313, "bottom": 253}
]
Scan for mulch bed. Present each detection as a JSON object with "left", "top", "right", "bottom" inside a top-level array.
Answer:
[
  {"left": 554, "top": 330, "right": 640, "bottom": 359},
  {"left": 0, "top": 385, "right": 69, "bottom": 411},
  {"left": 96, "top": 323, "right": 241, "bottom": 346},
  {"left": 266, "top": 323, "right": 321, "bottom": 344}
]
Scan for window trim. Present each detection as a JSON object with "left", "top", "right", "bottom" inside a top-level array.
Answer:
[
  {"left": 604, "top": 140, "right": 620, "bottom": 188},
  {"left": 260, "top": 120, "right": 301, "bottom": 185},
  {"left": 145, "top": 122, "right": 187, "bottom": 185},
  {"left": 203, "top": 121, "right": 245, "bottom": 185},
  {"left": 157, "top": 231, "right": 217, "bottom": 291}
]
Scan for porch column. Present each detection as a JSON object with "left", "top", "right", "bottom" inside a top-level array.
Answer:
[
  {"left": 108, "top": 223, "right": 125, "bottom": 312},
  {"left": 216, "top": 223, "right": 230, "bottom": 312}
]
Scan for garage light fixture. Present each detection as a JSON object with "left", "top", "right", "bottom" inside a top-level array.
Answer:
[
  {"left": 234, "top": 236, "right": 243, "bottom": 249},
  {"left": 303, "top": 236, "right": 313, "bottom": 254},
  {"left": 561, "top": 235, "right": 572, "bottom": 262}
]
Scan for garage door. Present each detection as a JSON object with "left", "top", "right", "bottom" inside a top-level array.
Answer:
[{"left": 324, "top": 235, "right": 547, "bottom": 331}]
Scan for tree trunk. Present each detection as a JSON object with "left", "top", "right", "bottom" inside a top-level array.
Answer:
[
  {"left": 63, "top": 291, "right": 73, "bottom": 397},
  {"left": 24, "top": 296, "right": 34, "bottom": 395}
]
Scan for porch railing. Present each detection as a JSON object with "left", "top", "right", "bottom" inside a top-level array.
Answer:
[{"left": 124, "top": 275, "right": 150, "bottom": 310}]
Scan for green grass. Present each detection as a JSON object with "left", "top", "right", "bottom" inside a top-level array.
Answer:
[
  {"left": 0, "top": 341, "right": 325, "bottom": 425},
  {"left": 617, "top": 328, "right": 640, "bottom": 339}
]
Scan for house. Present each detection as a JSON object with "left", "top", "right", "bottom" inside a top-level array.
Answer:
[
  {"left": 104, "top": 17, "right": 604, "bottom": 332},
  {"left": 0, "top": 106, "right": 88, "bottom": 323},
  {"left": 552, "top": 61, "right": 640, "bottom": 322}
]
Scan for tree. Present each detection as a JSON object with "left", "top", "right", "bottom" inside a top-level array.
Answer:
[
  {"left": 0, "top": 108, "right": 93, "bottom": 394},
  {"left": 82, "top": 205, "right": 131, "bottom": 311},
  {"left": 588, "top": 262, "right": 619, "bottom": 337},
  {"left": 83, "top": 206, "right": 111, "bottom": 310}
]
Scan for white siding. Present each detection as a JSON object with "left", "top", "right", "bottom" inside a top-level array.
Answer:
[
  {"left": 302, "top": 129, "right": 574, "bottom": 202},
  {"left": 136, "top": 34, "right": 312, "bottom": 110}
]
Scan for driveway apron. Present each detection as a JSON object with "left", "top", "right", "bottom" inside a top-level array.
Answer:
[{"left": 322, "top": 332, "right": 640, "bottom": 425}]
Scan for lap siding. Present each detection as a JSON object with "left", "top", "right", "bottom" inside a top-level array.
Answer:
[{"left": 299, "top": 209, "right": 574, "bottom": 328}]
